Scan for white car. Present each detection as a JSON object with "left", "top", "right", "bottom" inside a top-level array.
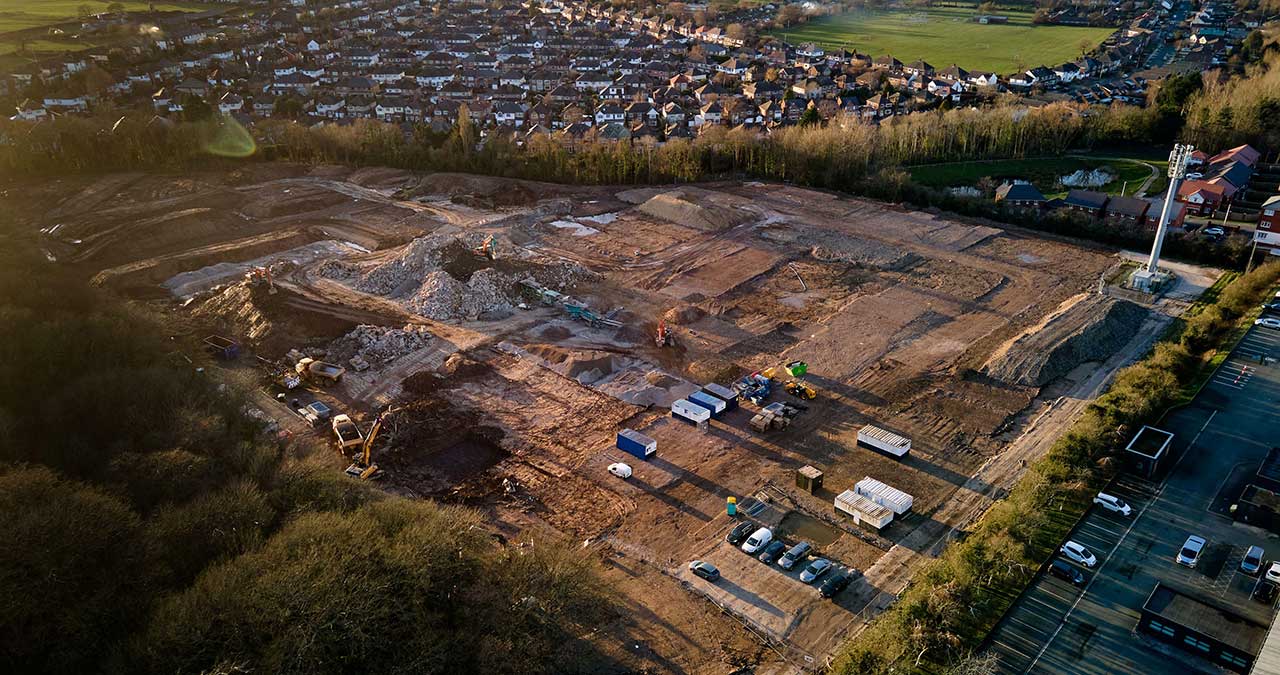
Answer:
[
  {"left": 1266, "top": 562, "right": 1280, "bottom": 584},
  {"left": 1093, "top": 492, "right": 1132, "bottom": 516},
  {"left": 1203, "top": 226, "right": 1225, "bottom": 238},
  {"left": 741, "top": 527, "right": 773, "bottom": 554},
  {"left": 1060, "top": 540, "right": 1098, "bottom": 568},
  {"left": 1256, "top": 318, "right": 1280, "bottom": 330},
  {"left": 607, "top": 463, "right": 632, "bottom": 479},
  {"left": 1177, "top": 535, "right": 1206, "bottom": 567}
]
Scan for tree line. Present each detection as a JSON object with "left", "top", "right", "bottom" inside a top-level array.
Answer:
[{"left": 0, "top": 231, "right": 615, "bottom": 675}]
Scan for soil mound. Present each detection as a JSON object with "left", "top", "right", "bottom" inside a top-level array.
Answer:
[
  {"left": 663, "top": 305, "right": 706, "bottom": 325},
  {"left": 981, "top": 294, "right": 1148, "bottom": 387},
  {"left": 637, "top": 190, "right": 752, "bottom": 232}
]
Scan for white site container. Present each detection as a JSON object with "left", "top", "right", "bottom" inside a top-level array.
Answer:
[
  {"left": 857, "top": 424, "right": 911, "bottom": 457},
  {"left": 835, "top": 489, "right": 894, "bottom": 530},
  {"left": 855, "top": 477, "right": 913, "bottom": 515},
  {"left": 671, "top": 399, "right": 711, "bottom": 425}
]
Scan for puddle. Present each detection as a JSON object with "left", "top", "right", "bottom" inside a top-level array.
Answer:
[
  {"left": 778, "top": 510, "right": 843, "bottom": 547},
  {"left": 550, "top": 220, "right": 600, "bottom": 236}
]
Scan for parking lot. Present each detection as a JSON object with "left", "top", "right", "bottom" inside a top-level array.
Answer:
[
  {"left": 673, "top": 514, "right": 876, "bottom": 652},
  {"left": 986, "top": 321, "right": 1280, "bottom": 674}
]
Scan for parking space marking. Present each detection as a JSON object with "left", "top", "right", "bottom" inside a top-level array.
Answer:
[{"left": 1024, "top": 410, "right": 1218, "bottom": 673}]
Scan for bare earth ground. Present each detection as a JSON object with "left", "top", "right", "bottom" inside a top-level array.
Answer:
[{"left": 4, "top": 164, "right": 1217, "bottom": 674}]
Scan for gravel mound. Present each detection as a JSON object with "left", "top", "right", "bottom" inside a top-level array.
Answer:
[
  {"left": 982, "top": 294, "right": 1148, "bottom": 387},
  {"left": 327, "top": 324, "right": 433, "bottom": 367}
]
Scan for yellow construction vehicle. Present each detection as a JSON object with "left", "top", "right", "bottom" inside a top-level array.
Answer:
[
  {"left": 473, "top": 235, "right": 496, "bottom": 261},
  {"left": 345, "top": 408, "right": 392, "bottom": 480},
  {"left": 785, "top": 381, "right": 816, "bottom": 400}
]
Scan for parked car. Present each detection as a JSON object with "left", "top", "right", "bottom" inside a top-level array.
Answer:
[
  {"left": 1256, "top": 317, "right": 1280, "bottom": 330},
  {"left": 1261, "top": 302, "right": 1280, "bottom": 312},
  {"left": 1177, "top": 535, "right": 1207, "bottom": 567},
  {"left": 758, "top": 540, "right": 787, "bottom": 564},
  {"left": 800, "top": 558, "right": 832, "bottom": 583},
  {"left": 1093, "top": 492, "right": 1131, "bottom": 516},
  {"left": 688, "top": 560, "right": 720, "bottom": 582},
  {"left": 726, "top": 521, "right": 755, "bottom": 545},
  {"left": 1242, "top": 546, "right": 1265, "bottom": 575},
  {"left": 819, "top": 571, "right": 852, "bottom": 598},
  {"left": 1266, "top": 561, "right": 1280, "bottom": 584},
  {"left": 1256, "top": 580, "right": 1279, "bottom": 604},
  {"left": 1049, "top": 559, "right": 1087, "bottom": 586},
  {"left": 741, "top": 527, "right": 772, "bottom": 554},
  {"left": 1203, "top": 226, "right": 1225, "bottom": 238},
  {"left": 607, "top": 462, "right": 632, "bottom": 479},
  {"left": 779, "top": 542, "right": 812, "bottom": 570},
  {"left": 1060, "top": 540, "right": 1098, "bottom": 568}
]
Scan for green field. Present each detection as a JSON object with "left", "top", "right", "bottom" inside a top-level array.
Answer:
[
  {"left": 908, "top": 156, "right": 1158, "bottom": 198},
  {"left": 0, "top": 0, "right": 214, "bottom": 34},
  {"left": 767, "top": 7, "right": 1116, "bottom": 74}
]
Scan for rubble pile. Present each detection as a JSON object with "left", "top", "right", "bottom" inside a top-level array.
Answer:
[
  {"left": 353, "top": 232, "right": 458, "bottom": 295},
  {"left": 328, "top": 324, "right": 434, "bottom": 368}
]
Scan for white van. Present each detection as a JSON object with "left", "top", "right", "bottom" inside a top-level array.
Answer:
[
  {"left": 1093, "top": 492, "right": 1131, "bottom": 516},
  {"left": 741, "top": 527, "right": 772, "bottom": 554}
]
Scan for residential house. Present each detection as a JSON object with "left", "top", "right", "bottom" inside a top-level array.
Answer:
[
  {"left": 1063, "top": 189, "right": 1108, "bottom": 217},
  {"left": 994, "top": 182, "right": 1046, "bottom": 209},
  {"left": 1105, "top": 195, "right": 1151, "bottom": 227}
]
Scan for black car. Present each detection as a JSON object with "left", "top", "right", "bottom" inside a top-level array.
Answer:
[
  {"left": 726, "top": 521, "right": 755, "bottom": 545},
  {"left": 758, "top": 540, "right": 787, "bottom": 564},
  {"left": 1255, "top": 580, "right": 1279, "bottom": 605},
  {"left": 1049, "top": 559, "right": 1086, "bottom": 586},
  {"left": 819, "top": 572, "right": 852, "bottom": 598}
]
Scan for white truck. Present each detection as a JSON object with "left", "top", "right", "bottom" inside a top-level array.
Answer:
[{"left": 332, "top": 414, "right": 364, "bottom": 452}]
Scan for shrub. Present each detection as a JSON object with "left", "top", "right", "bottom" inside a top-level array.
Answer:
[
  {"left": 147, "top": 480, "right": 276, "bottom": 587},
  {"left": 0, "top": 466, "right": 154, "bottom": 675}
]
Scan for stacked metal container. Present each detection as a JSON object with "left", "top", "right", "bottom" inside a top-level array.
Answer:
[{"left": 854, "top": 476, "right": 913, "bottom": 515}]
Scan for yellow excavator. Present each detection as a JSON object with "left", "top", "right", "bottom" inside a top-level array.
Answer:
[{"left": 345, "top": 408, "right": 393, "bottom": 480}]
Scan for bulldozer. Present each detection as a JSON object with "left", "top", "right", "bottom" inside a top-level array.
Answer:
[{"left": 345, "top": 408, "right": 393, "bottom": 480}]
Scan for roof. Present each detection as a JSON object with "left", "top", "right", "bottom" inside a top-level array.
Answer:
[
  {"left": 1209, "top": 144, "right": 1261, "bottom": 167},
  {"left": 1107, "top": 195, "right": 1150, "bottom": 218},
  {"left": 995, "top": 182, "right": 1046, "bottom": 202},
  {"left": 1143, "top": 582, "right": 1268, "bottom": 654},
  {"left": 1065, "top": 189, "right": 1108, "bottom": 210},
  {"left": 1178, "top": 180, "right": 1226, "bottom": 200}
]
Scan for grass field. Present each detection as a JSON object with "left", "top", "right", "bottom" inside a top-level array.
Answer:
[
  {"left": 0, "top": 0, "right": 214, "bottom": 34},
  {"left": 908, "top": 156, "right": 1158, "bottom": 199},
  {"left": 767, "top": 7, "right": 1116, "bottom": 74}
]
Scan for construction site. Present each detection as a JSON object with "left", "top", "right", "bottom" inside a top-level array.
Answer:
[{"left": 19, "top": 163, "right": 1185, "bottom": 673}]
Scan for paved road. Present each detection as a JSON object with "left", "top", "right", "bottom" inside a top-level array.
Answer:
[{"left": 986, "top": 321, "right": 1280, "bottom": 674}]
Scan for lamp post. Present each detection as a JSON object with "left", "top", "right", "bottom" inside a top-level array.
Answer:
[{"left": 1146, "top": 143, "right": 1195, "bottom": 276}]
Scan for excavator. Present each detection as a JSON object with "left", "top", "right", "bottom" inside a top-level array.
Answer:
[
  {"left": 655, "top": 319, "right": 674, "bottom": 347},
  {"left": 473, "top": 234, "right": 496, "bottom": 261},
  {"left": 245, "top": 266, "right": 277, "bottom": 294},
  {"left": 344, "top": 408, "right": 393, "bottom": 480}
]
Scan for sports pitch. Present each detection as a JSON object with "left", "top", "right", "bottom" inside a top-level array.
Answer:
[{"left": 767, "top": 7, "right": 1115, "bottom": 74}]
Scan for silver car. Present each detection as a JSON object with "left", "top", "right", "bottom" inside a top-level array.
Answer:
[{"left": 799, "top": 558, "right": 832, "bottom": 583}]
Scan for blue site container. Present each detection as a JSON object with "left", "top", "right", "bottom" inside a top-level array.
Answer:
[
  {"left": 702, "top": 383, "right": 739, "bottom": 411},
  {"left": 616, "top": 429, "right": 657, "bottom": 459},
  {"left": 687, "top": 391, "right": 727, "bottom": 417}
]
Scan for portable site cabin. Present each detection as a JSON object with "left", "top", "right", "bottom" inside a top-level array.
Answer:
[
  {"left": 671, "top": 399, "right": 711, "bottom": 425},
  {"left": 687, "top": 391, "right": 727, "bottom": 417},
  {"left": 616, "top": 429, "right": 657, "bottom": 460},
  {"left": 854, "top": 477, "right": 913, "bottom": 515},
  {"left": 857, "top": 424, "right": 911, "bottom": 457},
  {"left": 835, "top": 489, "right": 894, "bottom": 530},
  {"left": 702, "top": 383, "right": 739, "bottom": 411}
]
